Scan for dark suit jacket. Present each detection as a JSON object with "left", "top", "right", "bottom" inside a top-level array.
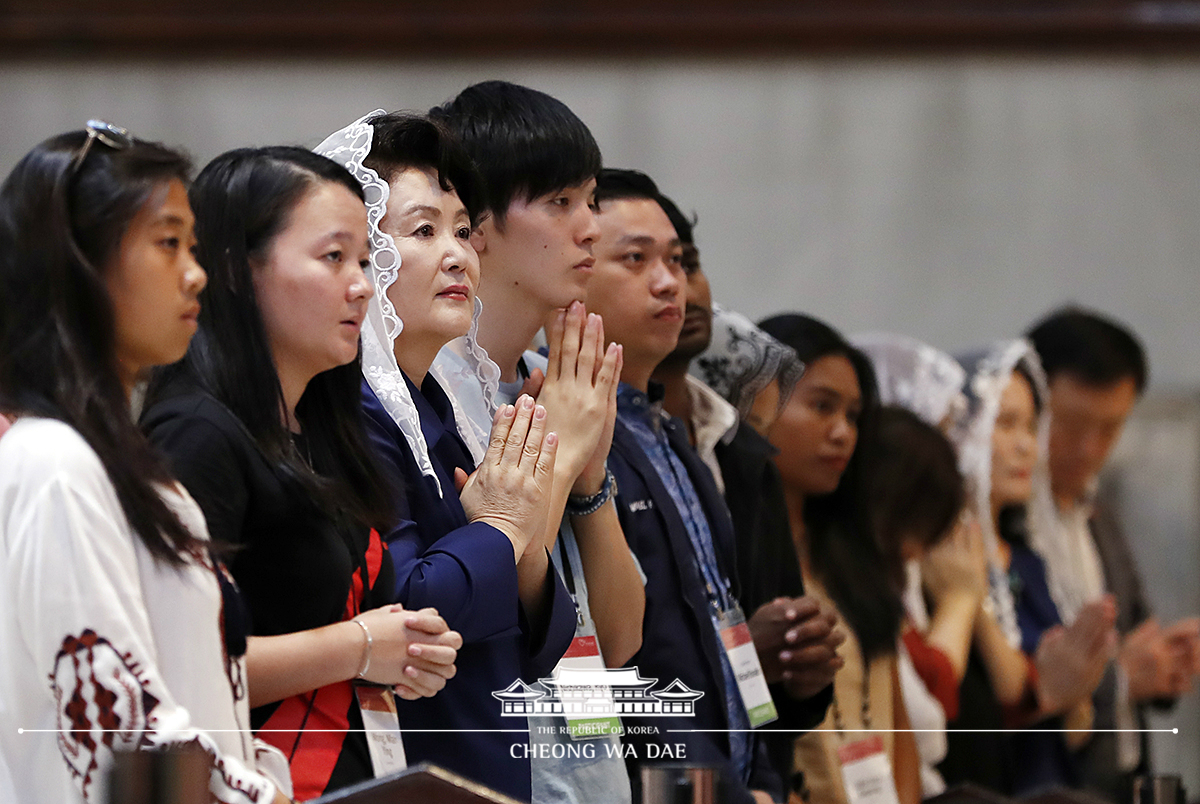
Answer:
[
  {"left": 608, "top": 412, "right": 783, "bottom": 804},
  {"left": 1076, "top": 501, "right": 1161, "bottom": 803},
  {"left": 362, "top": 377, "right": 576, "bottom": 803}
]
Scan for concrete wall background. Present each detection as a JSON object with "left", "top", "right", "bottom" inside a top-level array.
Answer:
[{"left": 3, "top": 55, "right": 1198, "bottom": 385}]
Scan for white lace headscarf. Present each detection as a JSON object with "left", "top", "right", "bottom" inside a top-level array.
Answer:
[
  {"left": 852, "top": 332, "right": 967, "bottom": 430},
  {"left": 953, "top": 339, "right": 1053, "bottom": 648},
  {"left": 314, "top": 110, "right": 500, "bottom": 497},
  {"left": 690, "top": 303, "right": 805, "bottom": 420}
]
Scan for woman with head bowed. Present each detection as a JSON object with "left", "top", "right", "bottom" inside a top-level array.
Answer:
[{"left": 853, "top": 333, "right": 982, "bottom": 798}]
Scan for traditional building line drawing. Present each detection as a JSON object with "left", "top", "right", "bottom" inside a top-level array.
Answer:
[{"left": 492, "top": 667, "right": 704, "bottom": 717}]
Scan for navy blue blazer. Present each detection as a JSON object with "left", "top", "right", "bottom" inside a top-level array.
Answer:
[
  {"left": 362, "top": 375, "right": 576, "bottom": 803},
  {"left": 608, "top": 410, "right": 783, "bottom": 804}
]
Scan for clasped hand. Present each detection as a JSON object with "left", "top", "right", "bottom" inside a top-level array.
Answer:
[
  {"left": 1119, "top": 615, "right": 1200, "bottom": 701},
  {"left": 748, "top": 595, "right": 845, "bottom": 700},
  {"left": 520, "top": 301, "right": 623, "bottom": 497},
  {"left": 455, "top": 395, "right": 558, "bottom": 561},
  {"left": 354, "top": 605, "right": 463, "bottom": 700},
  {"left": 1035, "top": 595, "right": 1118, "bottom": 715}
]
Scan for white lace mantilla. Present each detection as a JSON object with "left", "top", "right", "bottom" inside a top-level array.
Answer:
[
  {"left": 953, "top": 338, "right": 1052, "bottom": 648},
  {"left": 852, "top": 332, "right": 967, "bottom": 429},
  {"left": 315, "top": 111, "right": 502, "bottom": 496}
]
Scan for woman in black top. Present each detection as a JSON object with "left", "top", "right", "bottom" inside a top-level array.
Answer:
[{"left": 143, "top": 147, "right": 464, "bottom": 800}]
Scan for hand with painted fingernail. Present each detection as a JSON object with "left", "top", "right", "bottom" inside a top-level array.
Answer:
[{"left": 454, "top": 394, "right": 558, "bottom": 561}]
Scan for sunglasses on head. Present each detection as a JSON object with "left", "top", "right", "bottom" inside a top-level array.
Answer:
[{"left": 70, "top": 119, "right": 133, "bottom": 173}]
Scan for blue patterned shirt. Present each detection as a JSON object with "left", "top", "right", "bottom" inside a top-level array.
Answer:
[{"left": 616, "top": 382, "right": 752, "bottom": 782}]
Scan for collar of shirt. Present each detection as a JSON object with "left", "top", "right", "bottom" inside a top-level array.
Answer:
[
  {"left": 683, "top": 375, "right": 739, "bottom": 495},
  {"left": 1061, "top": 477, "right": 1100, "bottom": 520},
  {"left": 617, "top": 381, "right": 667, "bottom": 428},
  {"left": 684, "top": 375, "right": 739, "bottom": 451}
]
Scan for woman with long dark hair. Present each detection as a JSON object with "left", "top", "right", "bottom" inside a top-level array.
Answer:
[
  {"left": 757, "top": 313, "right": 918, "bottom": 804},
  {"left": 142, "top": 146, "right": 469, "bottom": 800},
  {"left": 0, "top": 122, "right": 287, "bottom": 803}
]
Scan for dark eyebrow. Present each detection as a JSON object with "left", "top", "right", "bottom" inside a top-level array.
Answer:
[
  {"left": 152, "top": 214, "right": 191, "bottom": 227},
  {"left": 805, "top": 383, "right": 860, "bottom": 405},
  {"left": 617, "top": 234, "right": 681, "bottom": 248},
  {"left": 400, "top": 203, "right": 442, "bottom": 217}
]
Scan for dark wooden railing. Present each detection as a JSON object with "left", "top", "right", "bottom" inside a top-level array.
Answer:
[{"left": 4, "top": 1, "right": 1200, "bottom": 57}]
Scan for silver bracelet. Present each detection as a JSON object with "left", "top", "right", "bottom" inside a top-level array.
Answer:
[
  {"left": 352, "top": 617, "right": 372, "bottom": 680},
  {"left": 565, "top": 467, "right": 617, "bottom": 517}
]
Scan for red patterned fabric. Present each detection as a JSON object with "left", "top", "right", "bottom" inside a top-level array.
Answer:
[{"left": 902, "top": 625, "right": 960, "bottom": 721}]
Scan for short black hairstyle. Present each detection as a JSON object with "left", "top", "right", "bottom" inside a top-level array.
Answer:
[
  {"left": 364, "top": 112, "right": 486, "bottom": 228},
  {"left": 595, "top": 168, "right": 692, "bottom": 253},
  {"left": 594, "top": 167, "right": 660, "bottom": 207},
  {"left": 655, "top": 193, "right": 696, "bottom": 246},
  {"left": 429, "top": 81, "right": 602, "bottom": 225},
  {"left": 1026, "top": 306, "right": 1147, "bottom": 394}
]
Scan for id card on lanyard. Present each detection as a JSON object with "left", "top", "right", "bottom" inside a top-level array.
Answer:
[
  {"left": 354, "top": 684, "right": 408, "bottom": 776},
  {"left": 715, "top": 603, "right": 778, "bottom": 728},
  {"left": 551, "top": 535, "right": 624, "bottom": 740},
  {"left": 837, "top": 736, "right": 900, "bottom": 804},
  {"left": 833, "top": 661, "right": 899, "bottom": 804}
]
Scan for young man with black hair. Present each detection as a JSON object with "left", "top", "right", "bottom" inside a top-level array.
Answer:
[
  {"left": 1027, "top": 306, "right": 1200, "bottom": 802},
  {"left": 585, "top": 167, "right": 783, "bottom": 804},
  {"left": 648, "top": 198, "right": 841, "bottom": 791},
  {"left": 432, "top": 82, "right": 645, "bottom": 804}
]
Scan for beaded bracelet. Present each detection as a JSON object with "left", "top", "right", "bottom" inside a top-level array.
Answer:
[
  {"left": 352, "top": 617, "right": 372, "bottom": 680},
  {"left": 565, "top": 467, "right": 617, "bottom": 517}
]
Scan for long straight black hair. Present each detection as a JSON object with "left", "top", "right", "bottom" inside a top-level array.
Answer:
[
  {"left": 0, "top": 128, "right": 201, "bottom": 565},
  {"left": 758, "top": 313, "right": 904, "bottom": 661},
  {"left": 148, "top": 146, "right": 394, "bottom": 532}
]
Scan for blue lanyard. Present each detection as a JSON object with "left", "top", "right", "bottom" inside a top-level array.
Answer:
[{"left": 649, "top": 431, "right": 733, "bottom": 614}]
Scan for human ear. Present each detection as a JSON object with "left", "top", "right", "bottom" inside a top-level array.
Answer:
[{"left": 470, "top": 221, "right": 490, "bottom": 254}]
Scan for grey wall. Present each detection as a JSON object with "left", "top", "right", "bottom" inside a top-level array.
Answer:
[{"left": 3, "top": 54, "right": 1199, "bottom": 386}]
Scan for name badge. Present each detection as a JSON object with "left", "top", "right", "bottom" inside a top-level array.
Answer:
[
  {"left": 837, "top": 736, "right": 901, "bottom": 804},
  {"left": 716, "top": 604, "right": 778, "bottom": 728},
  {"left": 354, "top": 684, "right": 407, "bottom": 776},
  {"left": 552, "top": 634, "right": 624, "bottom": 740}
]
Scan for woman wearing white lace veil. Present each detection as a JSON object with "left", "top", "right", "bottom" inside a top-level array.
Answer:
[
  {"left": 940, "top": 339, "right": 1116, "bottom": 795},
  {"left": 315, "top": 111, "right": 576, "bottom": 802},
  {"left": 853, "top": 332, "right": 970, "bottom": 627}
]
